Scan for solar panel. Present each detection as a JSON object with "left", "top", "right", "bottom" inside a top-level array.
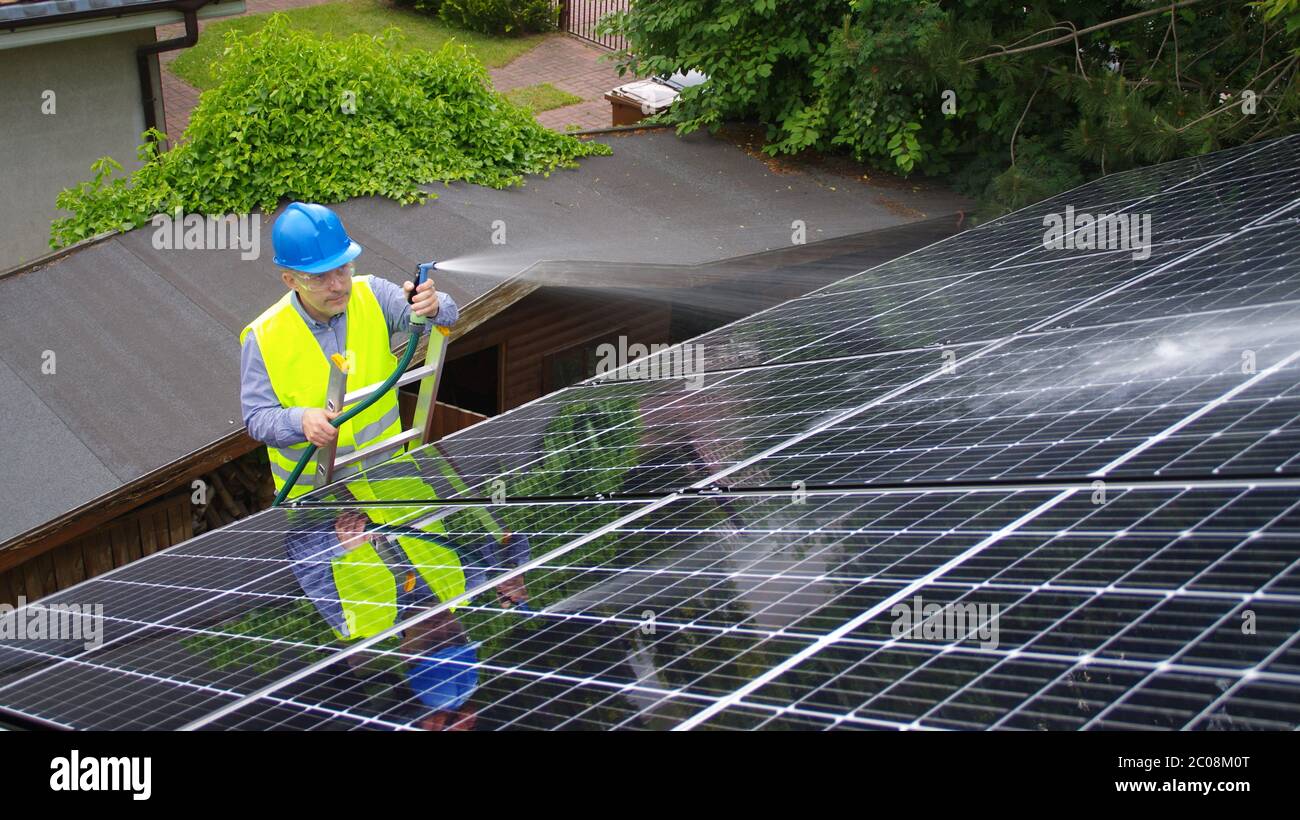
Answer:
[
  {"left": 2, "top": 133, "right": 1298, "bottom": 731},
  {"left": 0, "top": 500, "right": 647, "bottom": 729},
  {"left": 623, "top": 145, "right": 1300, "bottom": 379},
  {"left": 655, "top": 240, "right": 1212, "bottom": 372},
  {"left": 851, "top": 133, "right": 1300, "bottom": 279}
]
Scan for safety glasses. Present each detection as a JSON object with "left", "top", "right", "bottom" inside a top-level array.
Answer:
[{"left": 295, "top": 262, "right": 354, "bottom": 290}]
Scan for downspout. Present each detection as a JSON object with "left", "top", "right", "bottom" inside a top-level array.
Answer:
[{"left": 136, "top": 0, "right": 211, "bottom": 141}]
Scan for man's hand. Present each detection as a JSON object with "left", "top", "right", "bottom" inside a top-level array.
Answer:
[
  {"left": 333, "top": 511, "right": 372, "bottom": 551},
  {"left": 302, "top": 407, "right": 340, "bottom": 447},
  {"left": 403, "top": 278, "right": 440, "bottom": 320},
  {"left": 497, "top": 574, "right": 528, "bottom": 608},
  {"left": 420, "top": 704, "right": 476, "bottom": 731}
]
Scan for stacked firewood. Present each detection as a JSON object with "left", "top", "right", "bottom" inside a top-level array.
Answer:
[{"left": 191, "top": 450, "right": 277, "bottom": 535}]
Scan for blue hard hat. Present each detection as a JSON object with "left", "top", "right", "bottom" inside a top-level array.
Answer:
[
  {"left": 405, "top": 642, "right": 480, "bottom": 712},
  {"left": 271, "top": 201, "right": 362, "bottom": 274}
]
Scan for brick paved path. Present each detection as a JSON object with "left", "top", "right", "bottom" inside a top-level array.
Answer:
[
  {"left": 488, "top": 34, "right": 627, "bottom": 131},
  {"left": 156, "top": 0, "right": 631, "bottom": 139}
]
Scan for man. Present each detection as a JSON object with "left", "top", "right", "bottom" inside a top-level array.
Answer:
[
  {"left": 240, "top": 203, "right": 529, "bottom": 729},
  {"left": 240, "top": 200, "right": 458, "bottom": 500}
]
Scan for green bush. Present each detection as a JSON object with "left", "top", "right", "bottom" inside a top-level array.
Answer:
[
  {"left": 438, "top": 0, "right": 556, "bottom": 35},
  {"left": 51, "top": 14, "right": 606, "bottom": 247},
  {"left": 606, "top": 1, "right": 1300, "bottom": 217}
]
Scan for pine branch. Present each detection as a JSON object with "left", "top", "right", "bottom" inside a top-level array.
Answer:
[
  {"left": 1212, "top": 26, "right": 1284, "bottom": 91},
  {"left": 1010, "top": 74, "right": 1046, "bottom": 167},
  {"left": 1172, "top": 7, "right": 1181, "bottom": 88},
  {"left": 964, "top": 0, "right": 1213, "bottom": 65},
  {"left": 1170, "top": 54, "right": 1298, "bottom": 133},
  {"left": 995, "top": 25, "right": 1077, "bottom": 52}
]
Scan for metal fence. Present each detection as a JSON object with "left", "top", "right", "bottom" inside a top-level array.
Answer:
[{"left": 555, "top": 0, "right": 630, "bottom": 52}]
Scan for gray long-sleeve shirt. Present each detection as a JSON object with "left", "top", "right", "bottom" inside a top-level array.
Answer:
[{"left": 240, "top": 275, "right": 458, "bottom": 448}]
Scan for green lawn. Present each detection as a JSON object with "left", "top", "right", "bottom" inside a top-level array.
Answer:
[
  {"left": 170, "top": 0, "right": 549, "bottom": 91},
  {"left": 504, "top": 82, "right": 582, "bottom": 114}
]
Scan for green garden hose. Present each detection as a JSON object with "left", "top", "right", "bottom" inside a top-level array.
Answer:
[{"left": 271, "top": 327, "right": 421, "bottom": 507}]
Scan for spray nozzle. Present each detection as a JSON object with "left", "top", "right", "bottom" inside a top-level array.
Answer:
[{"left": 409, "top": 261, "right": 438, "bottom": 325}]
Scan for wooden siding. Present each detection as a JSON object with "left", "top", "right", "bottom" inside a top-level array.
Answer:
[
  {"left": 396, "top": 394, "right": 489, "bottom": 439},
  {"left": 0, "top": 491, "right": 192, "bottom": 606},
  {"left": 448, "top": 286, "right": 673, "bottom": 412}
]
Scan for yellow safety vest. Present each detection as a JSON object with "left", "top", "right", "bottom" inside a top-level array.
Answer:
[
  {"left": 241, "top": 276, "right": 465, "bottom": 640},
  {"left": 327, "top": 513, "right": 465, "bottom": 641}
]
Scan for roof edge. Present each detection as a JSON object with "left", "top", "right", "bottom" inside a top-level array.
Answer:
[{"left": 0, "top": 229, "right": 118, "bottom": 280}]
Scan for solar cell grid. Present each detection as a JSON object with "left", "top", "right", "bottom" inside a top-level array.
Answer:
[
  {"left": 803, "top": 134, "right": 1298, "bottom": 298},
  {"left": 764, "top": 242, "right": 1217, "bottom": 365},
  {"left": 195, "top": 479, "right": 1300, "bottom": 731},
  {"left": 721, "top": 302, "right": 1300, "bottom": 490},
  {"left": 668, "top": 484, "right": 1300, "bottom": 731},
  {"left": 973, "top": 137, "right": 1284, "bottom": 228},
  {"left": 0, "top": 500, "right": 644, "bottom": 730},
  {"left": 613, "top": 240, "right": 1216, "bottom": 376},
  {"left": 1062, "top": 222, "right": 1300, "bottom": 325},
  {"left": 607, "top": 137, "right": 1300, "bottom": 383}
]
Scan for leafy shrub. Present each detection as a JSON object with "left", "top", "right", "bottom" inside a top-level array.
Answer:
[
  {"left": 438, "top": 0, "right": 555, "bottom": 35},
  {"left": 606, "top": 0, "right": 1300, "bottom": 215},
  {"left": 51, "top": 14, "right": 606, "bottom": 247}
]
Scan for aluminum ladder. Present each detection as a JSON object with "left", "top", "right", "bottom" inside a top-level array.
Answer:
[{"left": 313, "top": 324, "right": 452, "bottom": 488}]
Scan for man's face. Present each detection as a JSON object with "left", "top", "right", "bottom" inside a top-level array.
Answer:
[{"left": 282, "top": 261, "right": 353, "bottom": 317}]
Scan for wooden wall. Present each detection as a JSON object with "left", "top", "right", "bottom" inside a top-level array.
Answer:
[
  {"left": 0, "top": 491, "right": 191, "bottom": 606},
  {"left": 395, "top": 393, "right": 489, "bottom": 439},
  {"left": 428, "top": 402, "right": 489, "bottom": 440},
  {"left": 449, "top": 286, "right": 673, "bottom": 412}
]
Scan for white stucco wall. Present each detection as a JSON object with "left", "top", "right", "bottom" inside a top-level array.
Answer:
[{"left": 0, "top": 28, "right": 164, "bottom": 271}]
